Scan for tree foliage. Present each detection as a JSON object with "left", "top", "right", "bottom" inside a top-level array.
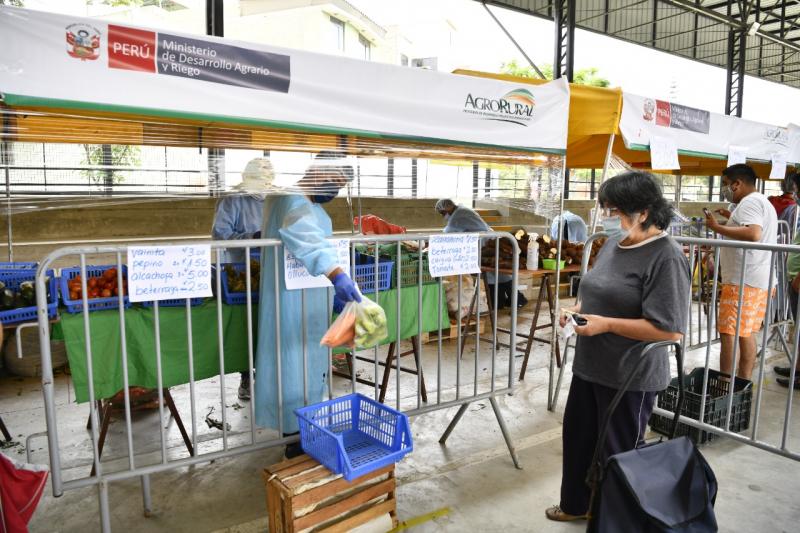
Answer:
[
  {"left": 81, "top": 144, "right": 141, "bottom": 186},
  {"left": 500, "top": 59, "right": 611, "bottom": 87}
]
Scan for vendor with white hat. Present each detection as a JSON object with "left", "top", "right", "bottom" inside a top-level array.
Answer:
[
  {"left": 211, "top": 157, "right": 274, "bottom": 401},
  {"left": 212, "top": 157, "right": 274, "bottom": 264}
]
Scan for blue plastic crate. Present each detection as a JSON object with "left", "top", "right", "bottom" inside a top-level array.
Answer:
[
  {"left": 295, "top": 393, "right": 413, "bottom": 481},
  {"left": 219, "top": 263, "right": 259, "bottom": 305},
  {"left": 60, "top": 265, "right": 131, "bottom": 313},
  {"left": 0, "top": 262, "right": 39, "bottom": 271},
  {"left": 0, "top": 269, "right": 58, "bottom": 324},
  {"left": 353, "top": 254, "right": 393, "bottom": 293}
]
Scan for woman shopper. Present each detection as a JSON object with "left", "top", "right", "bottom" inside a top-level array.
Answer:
[{"left": 545, "top": 171, "right": 690, "bottom": 522}]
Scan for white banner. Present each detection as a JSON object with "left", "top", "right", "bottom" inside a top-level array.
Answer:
[
  {"left": 0, "top": 6, "right": 569, "bottom": 154},
  {"left": 620, "top": 92, "right": 800, "bottom": 166}
]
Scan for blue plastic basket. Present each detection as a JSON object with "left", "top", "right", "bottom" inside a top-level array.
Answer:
[
  {"left": 60, "top": 265, "right": 131, "bottom": 313},
  {"left": 0, "top": 269, "right": 58, "bottom": 324},
  {"left": 295, "top": 393, "right": 413, "bottom": 481},
  {"left": 218, "top": 263, "right": 260, "bottom": 305},
  {"left": 353, "top": 254, "right": 393, "bottom": 293},
  {"left": 0, "top": 262, "right": 39, "bottom": 271}
]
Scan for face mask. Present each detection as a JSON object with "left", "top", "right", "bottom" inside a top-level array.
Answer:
[
  {"left": 310, "top": 182, "right": 340, "bottom": 204},
  {"left": 602, "top": 215, "right": 630, "bottom": 242},
  {"left": 721, "top": 185, "right": 734, "bottom": 203}
]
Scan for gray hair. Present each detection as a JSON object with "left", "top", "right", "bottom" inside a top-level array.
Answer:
[{"left": 435, "top": 198, "right": 457, "bottom": 213}]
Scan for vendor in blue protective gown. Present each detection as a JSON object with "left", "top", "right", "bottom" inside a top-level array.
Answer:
[
  {"left": 254, "top": 152, "right": 360, "bottom": 457},
  {"left": 212, "top": 158, "right": 273, "bottom": 264}
]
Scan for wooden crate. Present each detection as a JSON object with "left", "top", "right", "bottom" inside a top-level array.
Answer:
[
  {"left": 421, "top": 318, "right": 486, "bottom": 344},
  {"left": 263, "top": 454, "right": 397, "bottom": 533}
]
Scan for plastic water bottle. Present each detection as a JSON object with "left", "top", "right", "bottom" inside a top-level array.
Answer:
[{"left": 527, "top": 233, "right": 539, "bottom": 271}]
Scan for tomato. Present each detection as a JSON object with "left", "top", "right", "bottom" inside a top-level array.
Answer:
[
  {"left": 103, "top": 268, "right": 116, "bottom": 281},
  {"left": 69, "top": 290, "right": 78, "bottom": 300},
  {"left": 101, "top": 289, "right": 112, "bottom": 298},
  {"left": 88, "top": 278, "right": 98, "bottom": 289},
  {"left": 89, "top": 288, "right": 100, "bottom": 299},
  {"left": 113, "top": 287, "right": 119, "bottom": 296}
]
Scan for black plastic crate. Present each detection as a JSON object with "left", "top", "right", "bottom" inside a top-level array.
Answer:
[{"left": 650, "top": 368, "right": 752, "bottom": 445}]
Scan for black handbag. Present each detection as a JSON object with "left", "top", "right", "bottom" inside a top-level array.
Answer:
[{"left": 586, "top": 341, "right": 718, "bottom": 532}]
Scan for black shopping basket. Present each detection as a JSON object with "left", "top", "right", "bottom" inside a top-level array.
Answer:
[{"left": 586, "top": 341, "right": 718, "bottom": 532}]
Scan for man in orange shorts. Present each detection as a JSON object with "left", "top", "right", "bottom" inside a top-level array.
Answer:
[{"left": 706, "top": 164, "right": 777, "bottom": 380}]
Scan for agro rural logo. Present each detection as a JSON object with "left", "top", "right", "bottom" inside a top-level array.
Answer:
[
  {"left": 763, "top": 127, "right": 789, "bottom": 148},
  {"left": 66, "top": 23, "right": 101, "bottom": 61},
  {"left": 463, "top": 88, "right": 535, "bottom": 127}
]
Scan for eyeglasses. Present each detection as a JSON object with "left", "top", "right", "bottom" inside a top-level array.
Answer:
[{"left": 600, "top": 207, "right": 621, "bottom": 217}]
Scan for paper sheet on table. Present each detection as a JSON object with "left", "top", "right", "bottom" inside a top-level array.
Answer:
[
  {"left": 649, "top": 136, "right": 680, "bottom": 170},
  {"left": 727, "top": 145, "right": 748, "bottom": 167},
  {"left": 770, "top": 153, "right": 788, "bottom": 180}
]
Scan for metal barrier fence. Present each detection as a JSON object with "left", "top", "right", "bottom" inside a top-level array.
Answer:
[
  {"left": 564, "top": 231, "right": 800, "bottom": 463},
  {"left": 34, "top": 231, "right": 520, "bottom": 532}
]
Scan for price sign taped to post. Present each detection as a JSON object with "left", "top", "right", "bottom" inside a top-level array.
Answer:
[
  {"left": 127, "top": 244, "right": 212, "bottom": 302},
  {"left": 284, "top": 239, "right": 350, "bottom": 290},
  {"left": 428, "top": 234, "right": 481, "bottom": 277}
]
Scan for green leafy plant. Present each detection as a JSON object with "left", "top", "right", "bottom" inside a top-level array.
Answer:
[
  {"left": 81, "top": 144, "right": 141, "bottom": 186},
  {"left": 500, "top": 60, "right": 611, "bottom": 87}
]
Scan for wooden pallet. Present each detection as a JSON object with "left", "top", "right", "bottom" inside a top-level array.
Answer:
[
  {"left": 421, "top": 319, "right": 486, "bottom": 343},
  {"left": 263, "top": 454, "right": 397, "bottom": 533}
]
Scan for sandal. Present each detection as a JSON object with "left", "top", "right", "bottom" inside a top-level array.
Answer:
[{"left": 545, "top": 505, "right": 586, "bottom": 522}]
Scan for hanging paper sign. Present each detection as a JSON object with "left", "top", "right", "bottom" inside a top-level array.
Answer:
[
  {"left": 127, "top": 244, "right": 212, "bottom": 302},
  {"left": 770, "top": 153, "right": 788, "bottom": 180},
  {"left": 428, "top": 234, "right": 481, "bottom": 277},
  {"left": 284, "top": 239, "right": 350, "bottom": 290},
  {"left": 649, "top": 136, "right": 680, "bottom": 170},
  {"left": 727, "top": 145, "right": 748, "bottom": 167}
]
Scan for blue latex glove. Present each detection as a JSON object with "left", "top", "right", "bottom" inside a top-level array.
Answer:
[
  {"left": 332, "top": 273, "right": 362, "bottom": 303},
  {"left": 333, "top": 294, "right": 345, "bottom": 314}
]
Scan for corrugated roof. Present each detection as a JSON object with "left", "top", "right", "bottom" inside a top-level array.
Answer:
[{"left": 482, "top": 1, "right": 800, "bottom": 89}]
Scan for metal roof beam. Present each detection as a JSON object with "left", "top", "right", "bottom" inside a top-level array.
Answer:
[{"left": 663, "top": 0, "right": 800, "bottom": 52}]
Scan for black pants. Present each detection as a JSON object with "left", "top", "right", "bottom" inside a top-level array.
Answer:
[
  {"left": 789, "top": 282, "right": 798, "bottom": 320},
  {"left": 485, "top": 280, "right": 528, "bottom": 309},
  {"left": 559, "top": 375, "right": 656, "bottom": 516}
]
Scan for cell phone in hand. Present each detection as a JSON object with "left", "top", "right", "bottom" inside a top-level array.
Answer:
[{"left": 572, "top": 314, "right": 588, "bottom": 326}]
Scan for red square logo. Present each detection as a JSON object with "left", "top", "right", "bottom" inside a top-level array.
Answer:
[
  {"left": 108, "top": 25, "right": 155, "bottom": 72},
  {"left": 655, "top": 100, "right": 671, "bottom": 127}
]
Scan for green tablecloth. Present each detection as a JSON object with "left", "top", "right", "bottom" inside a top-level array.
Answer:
[{"left": 56, "top": 285, "right": 445, "bottom": 403}]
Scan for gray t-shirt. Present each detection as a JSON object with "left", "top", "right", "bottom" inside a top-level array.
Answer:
[{"left": 573, "top": 234, "right": 690, "bottom": 391}]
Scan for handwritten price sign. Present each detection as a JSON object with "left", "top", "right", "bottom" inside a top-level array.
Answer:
[{"left": 127, "top": 244, "right": 213, "bottom": 302}]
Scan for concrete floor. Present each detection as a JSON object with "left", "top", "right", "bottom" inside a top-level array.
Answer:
[{"left": 2, "top": 302, "right": 800, "bottom": 532}]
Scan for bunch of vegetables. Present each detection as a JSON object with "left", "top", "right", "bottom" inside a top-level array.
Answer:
[
  {"left": 67, "top": 267, "right": 126, "bottom": 300},
  {"left": 224, "top": 260, "right": 260, "bottom": 293},
  {"left": 480, "top": 229, "right": 607, "bottom": 270},
  {"left": 321, "top": 299, "right": 388, "bottom": 349},
  {"left": 0, "top": 279, "right": 48, "bottom": 311}
]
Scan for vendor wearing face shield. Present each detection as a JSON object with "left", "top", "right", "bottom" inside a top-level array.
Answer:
[
  {"left": 254, "top": 151, "right": 361, "bottom": 458},
  {"left": 546, "top": 171, "right": 689, "bottom": 523}
]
